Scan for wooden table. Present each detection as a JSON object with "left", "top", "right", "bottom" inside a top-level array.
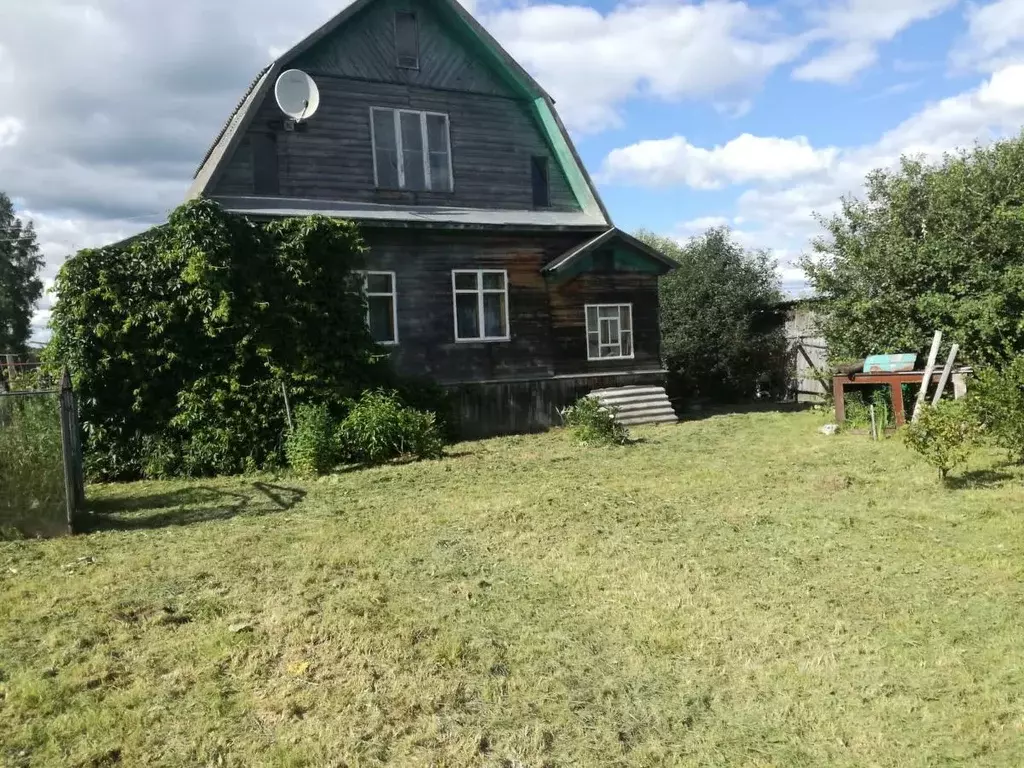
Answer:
[{"left": 832, "top": 370, "right": 968, "bottom": 426}]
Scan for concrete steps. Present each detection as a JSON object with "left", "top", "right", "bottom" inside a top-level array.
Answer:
[{"left": 589, "top": 385, "right": 678, "bottom": 427}]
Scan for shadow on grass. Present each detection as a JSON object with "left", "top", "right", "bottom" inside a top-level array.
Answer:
[
  {"left": 675, "top": 401, "right": 817, "bottom": 422},
  {"left": 81, "top": 482, "right": 307, "bottom": 533},
  {"left": 944, "top": 469, "right": 1017, "bottom": 490}
]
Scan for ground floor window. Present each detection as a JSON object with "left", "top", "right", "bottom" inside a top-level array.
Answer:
[
  {"left": 452, "top": 269, "right": 510, "bottom": 341},
  {"left": 585, "top": 303, "right": 633, "bottom": 360},
  {"left": 363, "top": 271, "right": 397, "bottom": 344}
]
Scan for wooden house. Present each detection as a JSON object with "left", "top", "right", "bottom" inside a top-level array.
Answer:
[{"left": 187, "top": 0, "right": 678, "bottom": 437}]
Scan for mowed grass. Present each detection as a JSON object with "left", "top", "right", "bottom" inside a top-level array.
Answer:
[{"left": 2, "top": 410, "right": 1024, "bottom": 767}]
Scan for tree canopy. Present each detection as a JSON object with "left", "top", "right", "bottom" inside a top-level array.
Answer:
[
  {"left": 0, "top": 192, "right": 44, "bottom": 354},
  {"left": 639, "top": 227, "right": 786, "bottom": 401},
  {"left": 47, "top": 199, "right": 389, "bottom": 480},
  {"left": 803, "top": 134, "right": 1024, "bottom": 366}
]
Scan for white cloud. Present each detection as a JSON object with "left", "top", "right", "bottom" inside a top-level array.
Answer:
[
  {"left": 641, "top": 63, "right": 1024, "bottom": 294},
  {"left": 951, "top": 0, "right": 1024, "bottom": 72},
  {"left": 0, "top": 116, "right": 22, "bottom": 148},
  {"left": 794, "top": 0, "right": 958, "bottom": 83},
  {"left": 602, "top": 133, "right": 838, "bottom": 188},
  {"left": 487, "top": 1, "right": 805, "bottom": 131},
  {"left": 793, "top": 41, "right": 877, "bottom": 83}
]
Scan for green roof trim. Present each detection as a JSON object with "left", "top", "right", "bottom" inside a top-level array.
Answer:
[{"left": 531, "top": 99, "right": 602, "bottom": 216}]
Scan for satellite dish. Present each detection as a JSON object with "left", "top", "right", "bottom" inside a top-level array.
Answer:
[{"left": 275, "top": 69, "right": 320, "bottom": 121}]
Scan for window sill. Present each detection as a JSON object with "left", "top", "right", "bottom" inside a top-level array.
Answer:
[
  {"left": 587, "top": 355, "right": 635, "bottom": 362},
  {"left": 455, "top": 337, "right": 512, "bottom": 344}
]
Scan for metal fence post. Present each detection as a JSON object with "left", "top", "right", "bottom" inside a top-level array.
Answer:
[{"left": 58, "top": 368, "right": 83, "bottom": 533}]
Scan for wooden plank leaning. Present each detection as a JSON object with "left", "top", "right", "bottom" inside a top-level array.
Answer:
[
  {"left": 931, "top": 344, "right": 960, "bottom": 407},
  {"left": 912, "top": 331, "right": 943, "bottom": 423}
]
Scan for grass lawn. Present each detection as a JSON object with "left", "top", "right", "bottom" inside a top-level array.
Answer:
[{"left": 2, "top": 409, "right": 1024, "bottom": 767}]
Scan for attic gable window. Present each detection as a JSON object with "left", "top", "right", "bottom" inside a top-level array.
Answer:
[
  {"left": 395, "top": 11, "right": 419, "bottom": 69},
  {"left": 370, "top": 107, "right": 453, "bottom": 192}
]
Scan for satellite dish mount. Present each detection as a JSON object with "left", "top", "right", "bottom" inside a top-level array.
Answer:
[{"left": 275, "top": 69, "right": 321, "bottom": 125}]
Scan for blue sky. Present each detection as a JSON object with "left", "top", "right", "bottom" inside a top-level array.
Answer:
[{"left": 1, "top": 0, "right": 1024, "bottom": 336}]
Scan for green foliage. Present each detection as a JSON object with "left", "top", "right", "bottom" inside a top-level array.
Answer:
[
  {"left": 286, "top": 403, "right": 339, "bottom": 477},
  {"left": 0, "top": 394, "right": 66, "bottom": 539},
  {"left": 841, "top": 387, "right": 895, "bottom": 433},
  {"left": 561, "top": 396, "right": 630, "bottom": 446},
  {"left": 902, "top": 399, "right": 981, "bottom": 480},
  {"left": 47, "top": 199, "right": 388, "bottom": 480},
  {"left": 969, "top": 357, "right": 1024, "bottom": 463},
  {"left": 0, "top": 192, "right": 44, "bottom": 354},
  {"left": 637, "top": 227, "right": 787, "bottom": 401},
  {"left": 804, "top": 135, "right": 1024, "bottom": 367},
  {"left": 338, "top": 390, "right": 445, "bottom": 466}
]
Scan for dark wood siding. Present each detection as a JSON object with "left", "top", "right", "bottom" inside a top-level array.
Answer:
[
  {"left": 213, "top": 76, "right": 578, "bottom": 211},
  {"left": 547, "top": 272, "right": 662, "bottom": 376},
  {"left": 292, "top": 0, "right": 515, "bottom": 97},
  {"left": 359, "top": 229, "right": 663, "bottom": 386}
]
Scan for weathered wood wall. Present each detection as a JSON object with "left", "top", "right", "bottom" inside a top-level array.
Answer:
[
  {"left": 359, "top": 229, "right": 665, "bottom": 390},
  {"left": 547, "top": 270, "right": 662, "bottom": 375},
  {"left": 783, "top": 302, "right": 827, "bottom": 402},
  {"left": 449, "top": 371, "right": 669, "bottom": 439},
  {"left": 213, "top": 0, "right": 578, "bottom": 212},
  {"left": 215, "top": 77, "right": 577, "bottom": 212},
  {"left": 293, "top": 0, "right": 514, "bottom": 97}
]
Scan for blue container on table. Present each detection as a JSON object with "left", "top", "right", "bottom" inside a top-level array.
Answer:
[{"left": 863, "top": 353, "right": 917, "bottom": 373}]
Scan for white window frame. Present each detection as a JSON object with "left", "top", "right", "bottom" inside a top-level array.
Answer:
[
  {"left": 369, "top": 107, "right": 454, "bottom": 192},
  {"left": 452, "top": 269, "right": 511, "bottom": 343},
  {"left": 361, "top": 271, "right": 399, "bottom": 346},
  {"left": 585, "top": 303, "right": 634, "bottom": 361}
]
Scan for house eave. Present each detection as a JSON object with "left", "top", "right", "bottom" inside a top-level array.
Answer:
[{"left": 210, "top": 195, "right": 610, "bottom": 230}]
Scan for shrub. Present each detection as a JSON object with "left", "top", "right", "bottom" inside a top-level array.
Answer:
[
  {"left": 338, "top": 390, "right": 444, "bottom": 465},
  {"left": 286, "top": 403, "right": 339, "bottom": 477},
  {"left": 47, "top": 198, "right": 385, "bottom": 480},
  {"left": 969, "top": 358, "right": 1024, "bottom": 463},
  {"left": 561, "top": 396, "right": 630, "bottom": 446},
  {"left": 638, "top": 227, "right": 787, "bottom": 402},
  {"left": 902, "top": 400, "right": 981, "bottom": 481}
]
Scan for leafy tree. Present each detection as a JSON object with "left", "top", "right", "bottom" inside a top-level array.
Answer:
[
  {"left": 803, "top": 134, "right": 1024, "bottom": 366},
  {"left": 902, "top": 399, "right": 981, "bottom": 481},
  {"left": 638, "top": 227, "right": 786, "bottom": 401},
  {"left": 47, "top": 199, "right": 389, "bottom": 480},
  {"left": 0, "top": 192, "right": 44, "bottom": 354}
]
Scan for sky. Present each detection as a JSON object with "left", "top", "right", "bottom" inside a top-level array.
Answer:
[{"left": 1, "top": 0, "right": 1024, "bottom": 341}]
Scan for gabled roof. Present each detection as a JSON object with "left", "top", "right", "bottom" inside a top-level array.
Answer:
[
  {"left": 542, "top": 228, "right": 679, "bottom": 276},
  {"left": 187, "top": 0, "right": 610, "bottom": 226}
]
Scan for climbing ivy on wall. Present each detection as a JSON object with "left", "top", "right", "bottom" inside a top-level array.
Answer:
[{"left": 47, "top": 199, "right": 389, "bottom": 479}]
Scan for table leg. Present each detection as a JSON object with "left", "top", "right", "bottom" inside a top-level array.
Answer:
[
  {"left": 891, "top": 382, "right": 905, "bottom": 426},
  {"left": 833, "top": 378, "right": 845, "bottom": 423}
]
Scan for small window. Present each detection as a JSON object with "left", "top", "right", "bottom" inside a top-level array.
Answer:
[
  {"left": 452, "top": 269, "right": 510, "bottom": 342},
  {"left": 370, "top": 108, "right": 452, "bottom": 191},
  {"left": 531, "top": 156, "right": 549, "bottom": 208},
  {"left": 585, "top": 304, "right": 633, "bottom": 360},
  {"left": 395, "top": 11, "right": 419, "bottom": 69},
  {"left": 363, "top": 271, "right": 398, "bottom": 345}
]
